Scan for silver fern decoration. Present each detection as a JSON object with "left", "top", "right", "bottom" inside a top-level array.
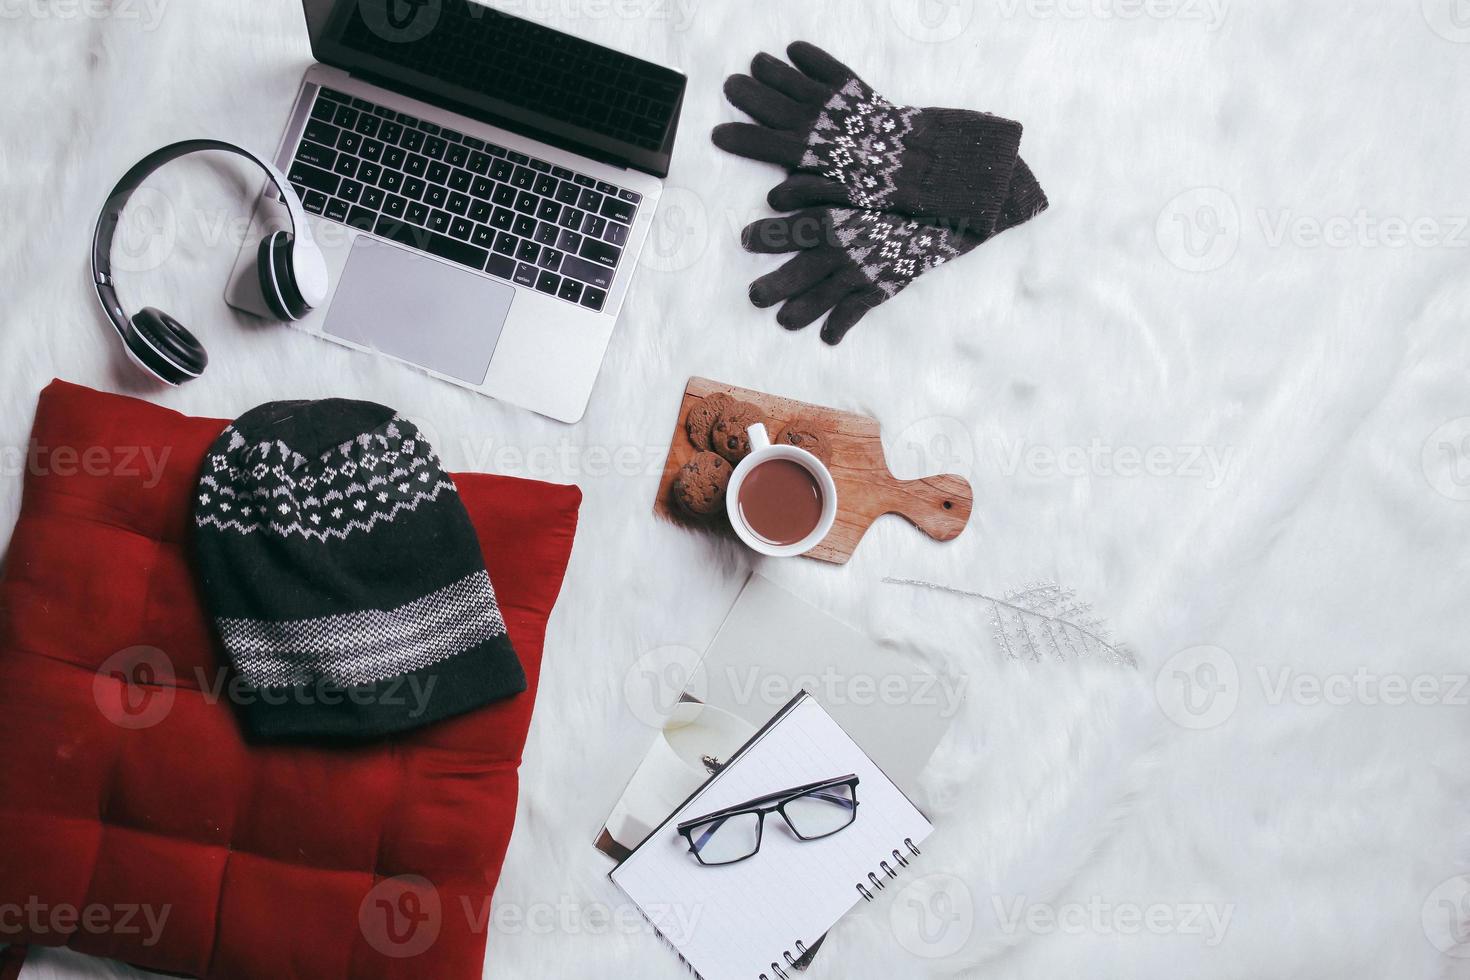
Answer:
[{"left": 883, "top": 578, "right": 1136, "bottom": 668}]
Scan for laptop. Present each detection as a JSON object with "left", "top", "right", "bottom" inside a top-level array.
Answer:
[{"left": 225, "top": 0, "right": 687, "bottom": 422}]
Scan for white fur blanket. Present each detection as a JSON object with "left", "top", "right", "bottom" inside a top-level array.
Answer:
[{"left": 5, "top": 1, "right": 1470, "bottom": 978}]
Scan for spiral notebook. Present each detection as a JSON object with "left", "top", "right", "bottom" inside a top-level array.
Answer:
[{"left": 609, "top": 692, "right": 933, "bottom": 980}]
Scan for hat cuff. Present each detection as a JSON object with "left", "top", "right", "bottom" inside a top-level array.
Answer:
[{"left": 234, "top": 634, "right": 527, "bottom": 741}]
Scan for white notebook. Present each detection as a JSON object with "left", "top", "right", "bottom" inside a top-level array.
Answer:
[{"left": 610, "top": 692, "right": 933, "bottom": 980}]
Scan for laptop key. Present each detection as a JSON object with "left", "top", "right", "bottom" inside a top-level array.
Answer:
[
  {"left": 336, "top": 131, "right": 361, "bottom": 154},
  {"left": 534, "top": 174, "right": 558, "bottom": 197},
  {"left": 516, "top": 239, "right": 541, "bottom": 263},
  {"left": 362, "top": 187, "right": 385, "bottom": 210},
  {"left": 450, "top": 217, "right": 474, "bottom": 241},
  {"left": 428, "top": 210, "right": 451, "bottom": 233},
  {"left": 534, "top": 222, "right": 560, "bottom": 246},
  {"left": 596, "top": 181, "right": 617, "bottom": 195},
  {"left": 289, "top": 163, "right": 340, "bottom": 196},
  {"left": 492, "top": 184, "right": 516, "bottom": 207},
  {"left": 447, "top": 192, "right": 470, "bottom": 216},
  {"left": 513, "top": 263, "right": 537, "bottom": 287},
  {"left": 530, "top": 159, "right": 551, "bottom": 174},
  {"left": 485, "top": 143, "right": 507, "bottom": 158},
  {"left": 537, "top": 198, "right": 560, "bottom": 222},
  {"left": 403, "top": 176, "right": 426, "bottom": 201},
  {"left": 601, "top": 197, "right": 637, "bottom": 224},
  {"left": 324, "top": 197, "right": 349, "bottom": 223},
  {"left": 511, "top": 167, "right": 537, "bottom": 191},
  {"left": 559, "top": 255, "right": 612, "bottom": 290},
  {"left": 423, "top": 136, "right": 447, "bottom": 160},
  {"left": 580, "top": 285, "right": 607, "bottom": 311},
  {"left": 559, "top": 206, "right": 585, "bottom": 229},
  {"left": 469, "top": 201, "right": 492, "bottom": 223},
  {"left": 380, "top": 170, "right": 403, "bottom": 193},
  {"left": 373, "top": 105, "right": 395, "bottom": 119},
  {"left": 573, "top": 174, "right": 595, "bottom": 188},
  {"left": 514, "top": 192, "right": 538, "bottom": 215},
  {"left": 357, "top": 162, "right": 382, "bottom": 185},
  {"left": 472, "top": 224, "right": 494, "bottom": 248},
  {"left": 582, "top": 214, "right": 607, "bottom": 238},
  {"left": 424, "top": 186, "right": 447, "bottom": 208},
  {"left": 401, "top": 129, "right": 425, "bottom": 153},
  {"left": 351, "top": 97, "right": 373, "bottom": 111},
  {"left": 507, "top": 150, "right": 530, "bottom": 165},
  {"left": 445, "top": 144, "right": 469, "bottom": 168},
  {"left": 303, "top": 190, "right": 327, "bottom": 214},
  {"left": 513, "top": 215, "right": 537, "bottom": 238},
  {"left": 373, "top": 216, "right": 488, "bottom": 272},
  {"left": 304, "top": 119, "right": 339, "bottom": 145},
  {"left": 536, "top": 271, "right": 561, "bottom": 294},
  {"left": 604, "top": 221, "right": 629, "bottom": 247},
  {"left": 404, "top": 153, "right": 428, "bottom": 177},
  {"left": 441, "top": 128, "right": 463, "bottom": 143},
  {"left": 468, "top": 151, "right": 492, "bottom": 176},
  {"left": 378, "top": 121, "right": 403, "bottom": 145},
  {"left": 333, "top": 105, "right": 358, "bottom": 129},
  {"left": 360, "top": 138, "right": 384, "bottom": 163},
  {"left": 347, "top": 206, "right": 377, "bottom": 231},
  {"left": 556, "top": 229, "right": 583, "bottom": 253},
  {"left": 310, "top": 98, "right": 336, "bottom": 122},
  {"left": 471, "top": 176, "right": 494, "bottom": 199},
  {"left": 538, "top": 247, "right": 564, "bottom": 272},
  {"left": 486, "top": 254, "right": 516, "bottom": 280},
  {"left": 407, "top": 202, "right": 431, "bottom": 226},
  {"left": 383, "top": 146, "right": 406, "bottom": 170},
  {"left": 339, "top": 179, "right": 363, "bottom": 203},
  {"left": 490, "top": 207, "right": 515, "bottom": 231},
  {"left": 490, "top": 159, "right": 515, "bottom": 183},
  {"left": 428, "top": 161, "right": 451, "bottom": 185},
  {"left": 418, "top": 120, "right": 440, "bottom": 134},
  {"left": 552, "top": 166, "right": 574, "bottom": 180},
  {"left": 557, "top": 278, "right": 583, "bottom": 303},
  {"left": 355, "top": 114, "right": 380, "bottom": 138},
  {"left": 448, "top": 169, "right": 472, "bottom": 192},
  {"left": 577, "top": 188, "right": 602, "bottom": 212},
  {"left": 580, "top": 238, "right": 622, "bottom": 269},
  {"left": 291, "top": 181, "right": 306, "bottom": 200},
  {"left": 463, "top": 135, "right": 485, "bottom": 150},
  {"left": 554, "top": 182, "right": 580, "bottom": 206},
  {"left": 318, "top": 86, "right": 350, "bottom": 104},
  {"left": 493, "top": 232, "right": 517, "bottom": 256},
  {"left": 618, "top": 189, "right": 643, "bottom": 204},
  {"left": 384, "top": 194, "right": 407, "bottom": 218},
  {"left": 333, "top": 155, "right": 358, "bottom": 178},
  {"left": 296, "top": 141, "right": 337, "bottom": 170}
]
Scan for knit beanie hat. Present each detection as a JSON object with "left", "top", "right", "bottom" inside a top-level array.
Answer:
[{"left": 192, "top": 399, "right": 525, "bottom": 740}]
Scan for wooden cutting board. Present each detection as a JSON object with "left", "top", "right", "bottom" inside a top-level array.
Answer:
[{"left": 654, "top": 378, "right": 974, "bottom": 565}]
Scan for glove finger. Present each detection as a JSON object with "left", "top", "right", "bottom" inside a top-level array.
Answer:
[
  {"left": 723, "top": 74, "right": 810, "bottom": 130},
  {"left": 751, "top": 52, "right": 830, "bottom": 104},
  {"left": 768, "top": 174, "right": 853, "bottom": 212},
  {"left": 787, "top": 41, "right": 858, "bottom": 88},
  {"left": 711, "top": 122, "right": 805, "bottom": 167},
  {"left": 820, "top": 289, "right": 884, "bottom": 345},
  {"left": 749, "top": 250, "right": 846, "bottom": 308},
  {"left": 741, "top": 209, "right": 831, "bottom": 254},
  {"left": 777, "top": 272, "right": 860, "bottom": 331}
]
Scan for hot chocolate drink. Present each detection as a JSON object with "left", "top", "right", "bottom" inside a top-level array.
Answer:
[{"left": 735, "top": 458, "right": 825, "bottom": 547}]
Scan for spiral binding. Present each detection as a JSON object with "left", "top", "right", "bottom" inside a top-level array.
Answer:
[{"left": 854, "top": 838, "right": 922, "bottom": 903}]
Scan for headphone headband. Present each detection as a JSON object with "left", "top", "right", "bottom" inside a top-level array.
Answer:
[{"left": 90, "top": 139, "right": 315, "bottom": 340}]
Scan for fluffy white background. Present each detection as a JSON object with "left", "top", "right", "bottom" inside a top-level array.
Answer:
[{"left": 4, "top": 0, "right": 1470, "bottom": 977}]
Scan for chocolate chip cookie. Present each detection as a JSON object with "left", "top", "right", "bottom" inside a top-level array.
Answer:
[
  {"left": 776, "top": 420, "right": 832, "bottom": 464},
  {"left": 671, "top": 451, "right": 732, "bottom": 519},
  {"left": 710, "top": 401, "right": 765, "bottom": 464},
  {"left": 685, "top": 392, "right": 733, "bottom": 452}
]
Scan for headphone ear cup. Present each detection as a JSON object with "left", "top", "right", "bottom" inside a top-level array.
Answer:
[
  {"left": 257, "top": 231, "right": 309, "bottom": 320},
  {"left": 128, "top": 307, "right": 207, "bottom": 384}
]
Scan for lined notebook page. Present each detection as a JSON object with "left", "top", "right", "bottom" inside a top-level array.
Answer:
[{"left": 610, "top": 694, "right": 932, "bottom": 980}]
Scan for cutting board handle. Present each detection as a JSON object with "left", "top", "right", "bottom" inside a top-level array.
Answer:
[{"left": 878, "top": 473, "right": 974, "bottom": 542}]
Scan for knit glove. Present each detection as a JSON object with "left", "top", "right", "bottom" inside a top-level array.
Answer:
[
  {"left": 742, "top": 160, "right": 1048, "bottom": 345},
  {"left": 713, "top": 42, "right": 1024, "bottom": 233}
]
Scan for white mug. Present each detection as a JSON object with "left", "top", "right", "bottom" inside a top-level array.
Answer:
[{"left": 725, "top": 423, "right": 838, "bottom": 557}]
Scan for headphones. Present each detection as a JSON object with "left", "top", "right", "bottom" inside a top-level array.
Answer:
[{"left": 91, "top": 139, "right": 330, "bottom": 385}]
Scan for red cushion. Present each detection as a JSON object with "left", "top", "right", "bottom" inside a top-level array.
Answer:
[{"left": 0, "top": 381, "right": 581, "bottom": 978}]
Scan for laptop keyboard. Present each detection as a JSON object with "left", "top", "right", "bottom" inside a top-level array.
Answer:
[{"left": 285, "top": 86, "right": 643, "bottom": 312}]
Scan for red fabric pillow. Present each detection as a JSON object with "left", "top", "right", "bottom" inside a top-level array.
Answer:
[{"left": 0, "top": 381, "right": 581, "bottom": 978}]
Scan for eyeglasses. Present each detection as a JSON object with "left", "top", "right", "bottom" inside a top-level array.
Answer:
[{"left": 676, "top": 775, "right": 860, "bottom": 866}]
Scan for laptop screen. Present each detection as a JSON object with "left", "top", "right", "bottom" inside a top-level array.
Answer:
[{"left": 302, "top": 0, "right": 686, "bottom": 178}]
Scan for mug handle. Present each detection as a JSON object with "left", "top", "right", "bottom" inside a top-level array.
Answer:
[{"left": 746, "top": 422, "right": 770, "bottom": 451}]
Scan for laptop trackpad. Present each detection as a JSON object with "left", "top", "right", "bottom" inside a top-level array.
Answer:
[{"left": 323, "top": 237, "right": 513, "bottom": 386}]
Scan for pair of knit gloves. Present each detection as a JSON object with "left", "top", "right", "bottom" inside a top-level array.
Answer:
[{"left": 713, "top": 42, "right": 1047, "bottom": 345}]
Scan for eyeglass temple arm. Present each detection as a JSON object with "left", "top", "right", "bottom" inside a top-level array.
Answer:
[{"left": 678, "top": 774, "right": 860, "bottom": 830}]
